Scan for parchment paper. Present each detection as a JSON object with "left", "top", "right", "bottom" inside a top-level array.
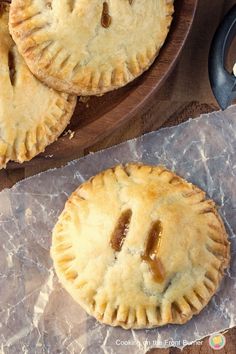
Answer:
[{"left": 0, "top": 106, "right": 236, "bottom": 354}]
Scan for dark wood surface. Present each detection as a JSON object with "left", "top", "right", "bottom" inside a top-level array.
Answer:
[
  {"left": 0, "top": 0, "right": 235, "bottom": 353},
  {"left": 149, "top": 329, "right": 236, "bottom": 354}
]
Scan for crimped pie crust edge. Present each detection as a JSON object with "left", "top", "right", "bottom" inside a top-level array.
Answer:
[
  {"left": 0, "top": 2, "right": 77, "bottom": 168},
  {"left": 9, "top": 0, "right": 174, "bottom": 95},
  {"left": 51, "top": 164, "right": 230, "bottom": 329}
]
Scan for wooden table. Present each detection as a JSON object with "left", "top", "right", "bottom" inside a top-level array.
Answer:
[{"left": 0, "top": 0, "right": 235, "bottom": 353}]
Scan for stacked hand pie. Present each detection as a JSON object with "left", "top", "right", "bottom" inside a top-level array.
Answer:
[
  {"left": 0, "top": 2, "right": 76, "bottom": 168},
  {"left": 0, "top": 0, "right": 174, "bottom": 167}
]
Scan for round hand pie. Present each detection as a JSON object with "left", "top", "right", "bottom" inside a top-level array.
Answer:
[
  {"left": 0, "top": 3, "right": 76, "bottom": 168},
  {"left": 51, "top": 164, "right": 230, "bottom": 329},
  {"left": 9, "top": 0, "right": 174, "bottom": 95}
]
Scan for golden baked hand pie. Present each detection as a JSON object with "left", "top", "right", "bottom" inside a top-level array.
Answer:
[
  {"left": 9, "top": 0, "right": 174, "bottom": 95},
  {"left": 51, "top": 164, "right": 230, "bottom": 329},
  {"left": 0, "top": 2, "right": 76, "bottom": 168}
]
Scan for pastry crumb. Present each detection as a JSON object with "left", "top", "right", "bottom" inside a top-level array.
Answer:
[
  {"left": 69, "top": 131, "right": 75, "bottom": 140},
  {"left": 25, "top": 208, "right": 32, "bottom": 217},
  {"left": 79, "top": 96, "right": 90, "bottom": 103},
  {"left": 63, "top": 129, "right": 75, "bottom": 139}
]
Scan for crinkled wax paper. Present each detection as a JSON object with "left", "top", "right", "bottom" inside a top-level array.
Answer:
[{"left": 0, "top": 106, "right": 236, "bottom": 354}]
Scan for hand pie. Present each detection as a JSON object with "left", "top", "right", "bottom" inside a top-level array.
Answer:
[
  {"left": 9, "top": 0, "right": 174, "bottom": 95},
  {"left": 51, "top": 164, "right": 230, "bottom": 329},
  {"left": 0, "top": 3, "right": 76, "bottom": 168}
]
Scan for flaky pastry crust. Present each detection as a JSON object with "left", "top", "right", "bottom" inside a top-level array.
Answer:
[
  {"left": 9, "top": 0, "right": 174, "bottom": 95},
  {"left": 0, "top": 3, "right": 76, "bottom": 168},
  {"left": 51, "top": 164, "right": 230, "bottom": 329}
]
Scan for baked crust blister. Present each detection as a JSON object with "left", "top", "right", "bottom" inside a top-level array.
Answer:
[
  {"left": 0, "top": 3, "right": 77, "bottom": 168},
  {"left": 9, "top": 0, "right": 174, "bottom": 96},
  {"left": 51, "top": 164, "right": 230, "bottom": 329}
]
